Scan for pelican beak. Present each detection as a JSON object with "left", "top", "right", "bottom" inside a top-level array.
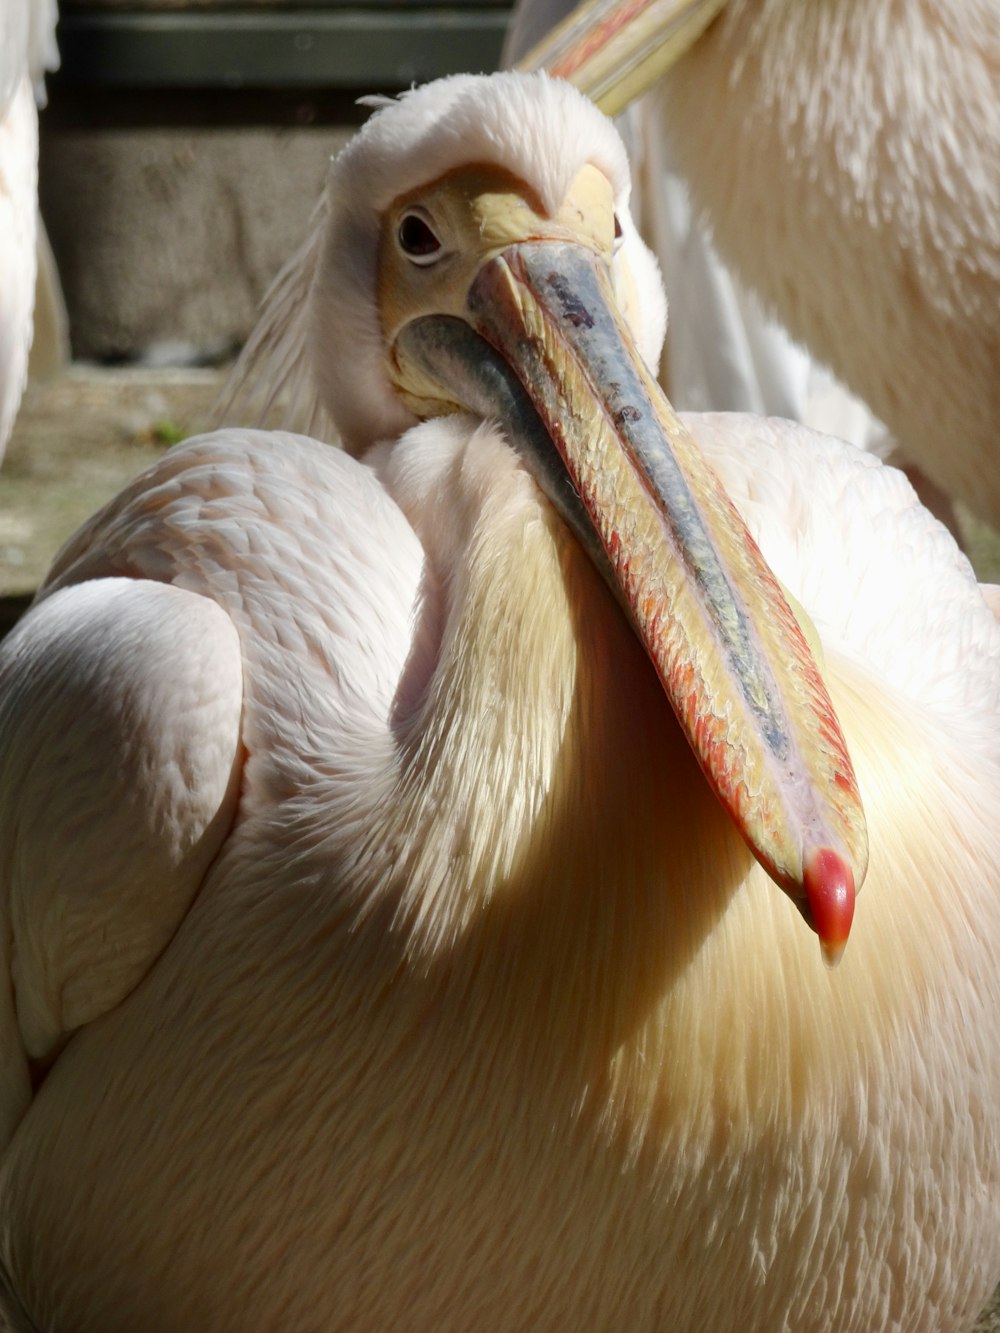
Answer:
[
  {"left": 384, "top": 165, "right": 867, "bottom": 961},
  {"left": 512, "top": 0, "right": 726, "bottom": 116}
]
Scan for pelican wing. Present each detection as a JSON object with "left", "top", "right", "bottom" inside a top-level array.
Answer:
[
  {"left": 0, "top": 578, "right": 244, "bottom": 1147},
  {"left": 0, "top": 428, "right": 430, "bottom": 1153}
]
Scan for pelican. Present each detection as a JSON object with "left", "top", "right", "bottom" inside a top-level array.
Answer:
[
  {"left": 507, "top": 0, "right": 1000, "bottom": 525},
  {"left": 0, "top": 71, "right": 998, "bottom": 1332},
  {"left": 0, "top": 0, "right": 62, "bottom": 461}
]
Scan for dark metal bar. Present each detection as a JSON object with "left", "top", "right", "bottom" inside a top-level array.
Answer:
[{"left": 56, "top": 9, "right": 510, "bottom": 88}]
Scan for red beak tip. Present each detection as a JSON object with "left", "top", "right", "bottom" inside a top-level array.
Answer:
[{"left": 804, "top": 845, "right": 856, "bottom": 967}]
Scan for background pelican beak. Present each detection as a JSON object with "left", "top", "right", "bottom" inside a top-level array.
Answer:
[{"left": 513, "top": 0, "right": 726, "bottom": 115}]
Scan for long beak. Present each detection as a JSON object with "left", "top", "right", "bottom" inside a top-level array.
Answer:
[
  {"left": 512, "top": 0, "right": 725, "bottom": 115},
  {"left": 393, "top": 239, "right": 867, "bottom": 961}
]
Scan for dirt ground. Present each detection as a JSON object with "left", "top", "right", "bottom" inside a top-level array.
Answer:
[{"left": 0, "top": 366, "right": 224, "bottom": 600}]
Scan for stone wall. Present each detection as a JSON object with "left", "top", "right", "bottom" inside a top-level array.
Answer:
[{"left": 38, "top": 91, "right": 354, "bottom": 361}]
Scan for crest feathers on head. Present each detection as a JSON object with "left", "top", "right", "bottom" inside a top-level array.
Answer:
[{"left": 214, "top": 191, "right": 336, "bottom": 444}]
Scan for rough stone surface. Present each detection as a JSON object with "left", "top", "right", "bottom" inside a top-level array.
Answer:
[{"left": 38, "top": 123, "right": 350, "bottom": 361}]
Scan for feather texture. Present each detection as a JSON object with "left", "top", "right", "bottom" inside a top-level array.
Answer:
[{"left": 0, "top": 71, "right": 997, "bottom": 1332}]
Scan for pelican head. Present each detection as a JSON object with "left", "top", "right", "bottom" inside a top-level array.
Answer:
[
  {"left": 305, "top": 73, "right": 664, "bottom": 451},
  {"left": 229, "top": 70, "right": 867, "bottom": 957}
]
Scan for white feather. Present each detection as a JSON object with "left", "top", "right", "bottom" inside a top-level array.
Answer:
[
  {"left": 0, "top": 0, "right": 60, "bottom": 461},
  {"left": 0, "top": 71, "right": 996, "bottom": 1333}
]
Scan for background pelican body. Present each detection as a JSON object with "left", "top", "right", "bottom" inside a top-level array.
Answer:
[
  {"left": 649, "top": 0, "right": 999, "bottom": 521},
  {"left": 0, "top": 0, "right": 61, "bottom": 461},
  {"left": 0, "top": 72, "right": 997, "bottom": 1331},
  {"left": 509, "top": 0, "right": 1000, "bottom": 524}
]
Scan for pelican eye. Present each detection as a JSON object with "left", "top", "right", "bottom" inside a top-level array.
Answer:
[{"left": 398, "top": 211, "right": 443, "bottom": 265}]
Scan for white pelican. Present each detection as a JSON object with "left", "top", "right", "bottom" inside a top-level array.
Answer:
[
  {"left": 0, "top": 0, "right": 61, "bottom": 461},
  {"left": 508, "top": 0, "right": 1000, "bottom": 525},
  {"left": 0, "top": 71, "right": 998, "bottom": 1332}
]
